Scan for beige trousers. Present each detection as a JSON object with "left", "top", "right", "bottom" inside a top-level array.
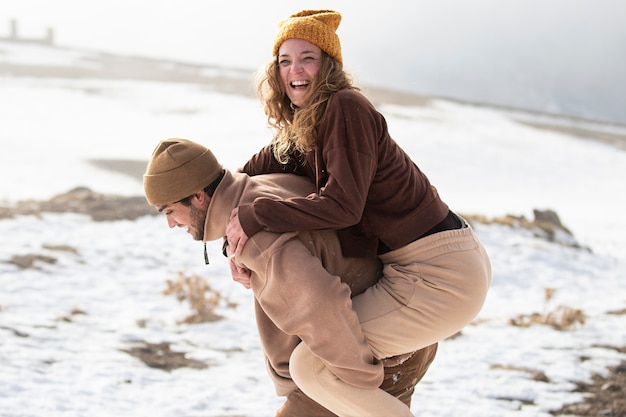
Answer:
[{"left": 291, "top": 224, "right": 492, "bottom": 417}]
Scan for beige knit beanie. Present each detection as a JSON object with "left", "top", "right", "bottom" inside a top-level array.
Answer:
[
  {"left": 143, "top": 138, "right": 222, "bottom": 206},
  {"left": 273, "top": 9, "right": 343, "bottom": 65}
]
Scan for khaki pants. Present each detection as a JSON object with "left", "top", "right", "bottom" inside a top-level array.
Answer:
[
  {"left": 275, "top": 344, "right": 438, "bottom": 417},
  {"left": 291, "top": 224, "right": 492, "bottom": 417}
]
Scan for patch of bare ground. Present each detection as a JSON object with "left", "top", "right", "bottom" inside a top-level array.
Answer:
[
  {"left": 0, "top": 186, "right": 154, "bottom": 222},
  {"left": 489, "top": 350, "right": 626, "bottom": 417},
  {"left": 491, "top": 297, "right": 626, "bottom": 416},
  {"left": 551, "top": 352, "right": 626, "bottom": 417},
  {"left": 120, "top": 273, "right": 241, "bottom": 373},
  {"left": 120, "top": 341, "right": 208, "bottom": 372},
  {"left": 550, "top": 309, "right": 626, "bottom": 416},
  {"left": 487, "top": 339, "right": 626, "bottom": 417}
]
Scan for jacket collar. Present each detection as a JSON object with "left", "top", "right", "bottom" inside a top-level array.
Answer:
[{"left": 202, "top": 170, "right": 245, "bottom": 242}]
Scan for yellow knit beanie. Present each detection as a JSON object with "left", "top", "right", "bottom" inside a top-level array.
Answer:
[
  {"left": 143, "top": 138, "right": 222, "bottom": 206},
  {"left": 273, "top": 9, "right": 343, "bottom": 65}
]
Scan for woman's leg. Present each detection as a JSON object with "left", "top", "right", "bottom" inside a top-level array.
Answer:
[
  {"left": 286, "top": 225, "right": 490, "bottom": 416},
  {"left": 277, "top": 343, "right": 438, "bottom": 416},
  {"left": 289, "top": 343, "right": 414, "bottom": 417},
  {"left": 353, "top": 226, "right": 492, "bottom": 359}
]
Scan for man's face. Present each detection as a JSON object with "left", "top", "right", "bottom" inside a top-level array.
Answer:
[{"left": 160, "top": 198, "right": 207, "bottom": 241}]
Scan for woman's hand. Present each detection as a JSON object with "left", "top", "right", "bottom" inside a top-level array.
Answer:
[{"left": 226, "top": 207, "right": 249, "bottom": 258}]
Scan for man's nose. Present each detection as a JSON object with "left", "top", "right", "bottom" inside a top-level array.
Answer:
[{"left": 166, "top": 216, "right": 178, "bottom": 228}]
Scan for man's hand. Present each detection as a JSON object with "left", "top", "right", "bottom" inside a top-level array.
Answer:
[
  {"left": 226, "top": 207, "right": 249, "bottom": 258},
  {"left": 229, "top": 255, "right": 252, "bottom": 289},
  {"left": 225, "top": 232, "right": 252, "bottom": 289}
]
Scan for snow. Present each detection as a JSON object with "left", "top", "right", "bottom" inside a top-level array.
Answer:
[{"left": 1, "top": 42, "right": 625, "bottom": 417}]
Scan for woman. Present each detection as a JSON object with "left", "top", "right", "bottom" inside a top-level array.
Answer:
[{"left": 226, "top": 9, "right": 492, "bottom": 416}]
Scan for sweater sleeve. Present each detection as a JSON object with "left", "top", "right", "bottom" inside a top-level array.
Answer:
[
  {"left": 239, "top": 91, "right": 379, "bottom": 237},
  {"left": 243, "top": 231, "right": 384, "bottom": 389},
  {"left": 241, "top": 144, "right": 299, "bottom": 175}
]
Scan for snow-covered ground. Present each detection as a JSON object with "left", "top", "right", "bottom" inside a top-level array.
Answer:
[{"left": 1, "top": 42, "right": 625, "bottom": 416}]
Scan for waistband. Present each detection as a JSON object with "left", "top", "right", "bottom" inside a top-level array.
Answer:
[
  {"left": 378, "top": 210, "right": 465, "bottom": 255},
  {"left": 378, "top": 219, "right": 475, "bottom": 265}
]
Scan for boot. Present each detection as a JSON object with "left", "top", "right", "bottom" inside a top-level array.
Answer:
[
  {"left": 380, "top": 343, "right": 438, "bottom": 408},
  {"left": 275, "top": 343, "right": 438, "bottom": 416},
  {"left": 275, "top": 388, "right": 334, "bottom": 417}
]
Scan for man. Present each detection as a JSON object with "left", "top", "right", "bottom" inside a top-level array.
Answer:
[{"left": 143, "top": 138, "right": 437, "bottom": 416}]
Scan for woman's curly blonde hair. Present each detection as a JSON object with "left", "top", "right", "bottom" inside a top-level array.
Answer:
[{"left": 255, "top": 52, "right": 355, "bottom": 164}]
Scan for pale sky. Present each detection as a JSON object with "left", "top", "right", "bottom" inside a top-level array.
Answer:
[{"left": 1, "top": 0, "right": 625, "bottom": 123}]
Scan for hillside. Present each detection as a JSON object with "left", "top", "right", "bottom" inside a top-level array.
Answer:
[{"left": 2, "top": 39, "right": 626, "bottom": 152}]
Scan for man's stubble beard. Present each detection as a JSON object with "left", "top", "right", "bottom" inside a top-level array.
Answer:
[{"left": 189, "top": 204, "right": 207, "bottom": 241}]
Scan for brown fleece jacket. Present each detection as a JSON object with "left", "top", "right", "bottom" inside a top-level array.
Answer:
[
  {"left": 239, "top": 88, "right": 449, "bottom": 257},
  {"left": 203, "top": 170, "right": 383, "bottom": 395}
]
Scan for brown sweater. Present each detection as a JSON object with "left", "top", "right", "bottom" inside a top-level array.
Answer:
[
  {"left": 203, "top": 170, "right": 383, "bottom": 395},
  {"left": 239, "top": 88, "right": 449, "bottom": 257}
]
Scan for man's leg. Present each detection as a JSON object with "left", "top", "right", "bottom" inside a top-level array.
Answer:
[
  {"left": 380, "top": 343, "right": 438, "bottom": 408},
  {"left": 276, "top": 344, "right": 438, "bottom": 416},
  {"left": 275, "top": 388, "right": 333, "bottom": 417}
]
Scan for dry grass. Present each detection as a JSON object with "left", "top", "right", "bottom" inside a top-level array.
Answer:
[
  {"left": 509, "top": 288, "right": 586, "bottom": 330},
  {"left": 162, "top": 272, "right": 226, "bottom": 324}
]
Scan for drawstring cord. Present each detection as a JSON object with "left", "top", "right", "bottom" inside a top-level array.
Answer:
[{"left": 204, "top": 239, "right": 231, "bottom": 265}]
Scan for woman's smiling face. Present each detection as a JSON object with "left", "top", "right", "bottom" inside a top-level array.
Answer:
[{"left": 277, "top": 38, "right": 323, "bottom": 107}]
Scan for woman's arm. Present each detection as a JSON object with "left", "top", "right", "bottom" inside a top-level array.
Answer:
[
  {"left": 238, "top": 92, "right": 380, "bottom": 237},
  {"left": 241, "top": 144, "right": 300, "bottom": 176}
]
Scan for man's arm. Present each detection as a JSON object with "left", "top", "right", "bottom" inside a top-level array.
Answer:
[{"left": 241, "top": 231, "right": 383, "bottom": 390}]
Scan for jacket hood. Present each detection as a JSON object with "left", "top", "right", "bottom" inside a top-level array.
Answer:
[{"left": 203, "top": 170, "right": 317, "bottom": 242}]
